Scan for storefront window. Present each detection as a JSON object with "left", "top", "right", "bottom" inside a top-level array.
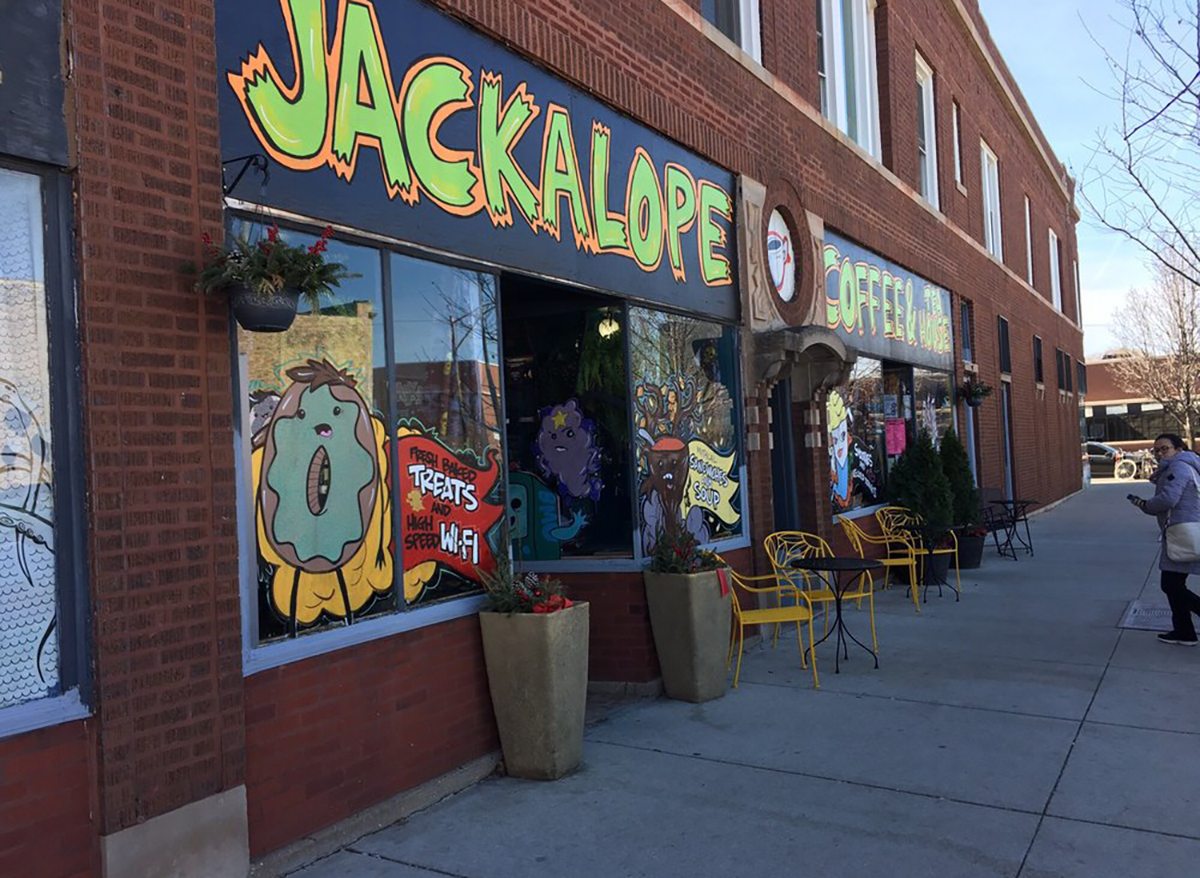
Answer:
[
  {"left": 829, "top": 359, "right": 956, "bottom": 515},
  {"left": 828, "top": 358, "right": 885, "bottom": 514},
  {"left": 914, "top": 367, "right": 954, "bottom": 447},
  {"left": 503, "top": 280, "right": 632, "bottom": 560},
  {"left": 391, "top": 256, "right": 505, "bottom": 606},
  {"left": 629, "top": 307, "right": 742, "bottom": 554},
  {"left": 0, "top": 169, "right": 60, "bottom": 708},
  {"left": 236, "top": 224, "right": 395, "bottom": 643}
]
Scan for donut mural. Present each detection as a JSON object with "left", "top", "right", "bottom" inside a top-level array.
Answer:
[{"left": 253, "top": 359, "right": 393, "bottom": 634}]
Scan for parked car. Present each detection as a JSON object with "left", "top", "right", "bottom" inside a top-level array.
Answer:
[{"left": 1086, "top": 441, "right": 1132, "bottom": 479}]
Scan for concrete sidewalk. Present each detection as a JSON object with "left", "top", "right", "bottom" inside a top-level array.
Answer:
[{"left": 286, "top": 484, "right": 1200, "bottom": 878}]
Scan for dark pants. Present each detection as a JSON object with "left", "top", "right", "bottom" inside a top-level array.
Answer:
[{"left": 1160, "top": 571, "right": 1200, "bottom": 639}]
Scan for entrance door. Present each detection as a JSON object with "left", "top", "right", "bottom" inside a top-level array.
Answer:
[
  {"left": 1001, "top": 381, "right": 1016, "bottom": 500},
  {"left": 769, "top": 377, "right": 800, "bottom": 532}
]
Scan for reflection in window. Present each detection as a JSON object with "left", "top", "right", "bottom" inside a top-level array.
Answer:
[
  {"left": 391, "top": 256, "right": 504, "bottom": 606},
  {"left": 503, "top": 280, "right": 631, "bottom": 559},
  {"left": 0, "top": 169, "right": 59, "bottom": 708},
  {"left": 629, "top": 308, "right": 742, "bottom": 554},
  {"left": 914, "top": 368, "right": 953, "bottom": 447},
  {"left": 235, "top": 224, "right": 395, "bottom": 644},
  {"left": 829, "top": 358, "right": 884, "bottom": 514}
]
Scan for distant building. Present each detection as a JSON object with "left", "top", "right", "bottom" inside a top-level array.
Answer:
[{"left": 1083, "top": 356, "right": 1178, "bottom": 450}]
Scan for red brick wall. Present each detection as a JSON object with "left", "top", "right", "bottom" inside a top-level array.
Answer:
[
  {"left": 0, "top": 720, "right": 95, "bottom": 878},
  {"left": 243, "top": 616, "right": 498, "bottom": 857},
  {"left": 67, "top": 0, "right": 245, "bottom": 836}
]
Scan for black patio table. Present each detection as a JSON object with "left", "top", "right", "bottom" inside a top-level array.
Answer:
[
  {"left": 788, "top": 557, "right": 881, "bottom": 675},
  {"left": 988, "top": 498, "right": 1036, "bottom": 558},
  {"left": 898, "top": 521, "right": 960, "bottom": 603}
]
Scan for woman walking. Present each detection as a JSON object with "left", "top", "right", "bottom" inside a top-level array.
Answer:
[{"left": 1130, "top": 433, "right": 1200, "bottom": 646}]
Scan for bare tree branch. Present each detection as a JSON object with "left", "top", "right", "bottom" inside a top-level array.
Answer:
[{"left": 1079, "top": 0, "right": 1200, "bottom": 291}]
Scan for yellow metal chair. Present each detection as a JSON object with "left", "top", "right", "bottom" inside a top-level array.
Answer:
[
  {"left": 716, "top": 557, "right": 820, "bottom": 689},
  {"left": 765, "top": 531, "right": 877, "bottom": 654},
  {"left": 875, "top": 506, "right": 962, "bottom": 599},
  {"left": 838, "top": 515, "right": 921, "bottom": 613}
]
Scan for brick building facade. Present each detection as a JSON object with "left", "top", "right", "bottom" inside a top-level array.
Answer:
[{"left": 0, "top": 0, "right": 1083, "bottom": 875}]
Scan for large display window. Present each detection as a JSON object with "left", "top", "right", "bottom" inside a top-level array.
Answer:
[
  {"left": 237, "top": 222, "right": 506, "bottom": 645},
  {"left": 503, "top": 280, "right": 632, "bottom": 560},
  {"left": 629, "top": 307, "right": 743, "bottom": 554},
  {"left": 829, "top": 358, "right": 955, "bottom": 516},
  {"left": 237, "top": 220, "right": 745, "bottom": 649}
]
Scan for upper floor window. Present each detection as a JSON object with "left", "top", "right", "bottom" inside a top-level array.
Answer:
[
  {"left": 1033, "top": 335, "right": 1044, "bottom": 384},
  {"left": 997, "top": 315, "right": 1012, "bottom": 374},
  {"left": 1023, "top": 196, "right": 1034, "bottom": 285},
  {"left": 816, "top": 0, "right": 828, "bottom": 116},
  {"left": 915, "top": 52, "right": 939, "bottom": 209},
  {"left": 703, "top": 0, "right": 762, "bottom": 62},
  {"left": 980, "top": 140, "right": 1003, "bottom": 259},
  {"left": 1073, "top": 259, "right": 1081, "bottom": 323},
  {"left": 818, "top": 0, "right": 882, "bottom": 158},
  {"left": 951, "top": 101, "right": 963, "bottom": 186},
  {"left": 1056, "top": 348, "right": 1066, "bottom": 389},
  {"left": 1049, "top": 228, "right": 1063, "bottom": 311}
]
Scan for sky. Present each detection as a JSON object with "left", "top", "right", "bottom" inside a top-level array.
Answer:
[{"left": 976, "top": 0, "right": 1152, "bottom": 357}]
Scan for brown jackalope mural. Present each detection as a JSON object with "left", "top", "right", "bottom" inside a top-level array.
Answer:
[{"left": 634, "top": 374, "right": 704, "bottom": 554}]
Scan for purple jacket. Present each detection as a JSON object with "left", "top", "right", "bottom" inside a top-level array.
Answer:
[{"left": 1142, "top": 450, "right": 1200, "bottom": 573}]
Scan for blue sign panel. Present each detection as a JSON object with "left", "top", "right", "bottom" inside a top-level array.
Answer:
[
  {"left": 217, "top": 0, "right": 738, "bottom": 320},
  {"left": 823, "top": 230, "right": 954, "bottom": 370}
]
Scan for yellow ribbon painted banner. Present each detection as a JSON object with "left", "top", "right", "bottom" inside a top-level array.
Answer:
[{"left": 682, "top": 440, "right": 740, "bottom": 526}]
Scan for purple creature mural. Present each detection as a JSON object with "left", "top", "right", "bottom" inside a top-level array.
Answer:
[{"left": 534, "top": 400, "right": 603, "bottom": 504}]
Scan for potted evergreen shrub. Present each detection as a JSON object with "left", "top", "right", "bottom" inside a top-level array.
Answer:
[
  {"left": 642, "top": 528, "right": 731, "bottom": 703},
  {"left": 941, "top": 429, "right": 986, "bottom": 569},
  {"left": 478, "top": 558, "right": 589, "bottom": 780},
  {"left": 192, "top": 225, "right": 354, "bottom": 332},
  {"left": 888, "top": 430, "right": 955, "bottom": 584}
]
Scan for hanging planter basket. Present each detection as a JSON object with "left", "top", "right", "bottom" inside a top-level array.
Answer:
[
  {"left": 229, "top": 284, "right": 301, "bottom": 333},
  {"left": 965, "top": 395, "right": 985, "bottom": 408},
  {"left": 189, "top": 224, "right": 354, "bottom": 334}
]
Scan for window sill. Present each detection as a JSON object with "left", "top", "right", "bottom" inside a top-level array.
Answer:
[
  {"left": 834, "top": 503, "right": 887, "bottom": 523},
  {"left": 518, "top": 534, "right": 753, "bottom": 574},
  {"left": 956, "top": 181, "right": 968, "bottom": 196},
  {"left": 243, "top": 595, "right": 488, "bottom": 676},
  {"left": 0, "top": 689, "right": 89, "bottom": 741}
]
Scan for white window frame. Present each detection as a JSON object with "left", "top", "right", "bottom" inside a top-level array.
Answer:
[
  {"left": 915, "top": 52, "right": 939, "bottom": 209},
  {"left": 980, "top": 139, "right": 1002, "bottom": 259},
  {"left": 705, "top": 0, "right": 762, "bottom": 63},
  {"left": 1049, "top": 228, "right": 1062, "bottom": 310},
  {"left": 739, "top": 0, "right": 762, "bottom": 62},
  {"left": 951, "top": 100, "right": 963, "bottom": 186},
  {"left": 1023, "top": 195, "right": 1034, "bottom": 285},
  {"left": 1073, "top": 259, "right": 1081, "bottom": 324},
  {"left": 819, "top": 0, "right": 882, "bottom": 159}
]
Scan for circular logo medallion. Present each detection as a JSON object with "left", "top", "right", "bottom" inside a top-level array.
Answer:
[{"left": 767, "top": 210, "right": 795, "bottom": 303}]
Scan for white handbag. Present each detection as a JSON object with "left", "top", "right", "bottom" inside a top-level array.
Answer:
[{"left": 1164, "top": 468, "right": 1200, "bottom": 563}]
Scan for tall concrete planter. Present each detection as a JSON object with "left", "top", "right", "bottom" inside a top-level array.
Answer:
[
  {"left": 479, "top": 601, "right": 589, "bottom": 780},
  {"left": 643, "top": 569, "right": 732, "bottom": 702}
]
